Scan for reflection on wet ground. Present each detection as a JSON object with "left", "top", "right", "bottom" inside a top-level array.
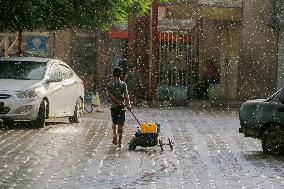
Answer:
[{"left": 0, "top": 106, "right": 284, "bottom": 188}]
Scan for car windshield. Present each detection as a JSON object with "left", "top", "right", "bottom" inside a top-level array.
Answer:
[
  {"left": 266, "top": 88, "right": 284, "bottom": 102},
  {"left": 0, "top": 60, "right": 47, "bottom": 80}
]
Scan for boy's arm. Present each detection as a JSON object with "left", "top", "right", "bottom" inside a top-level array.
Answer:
[
  {"left": 124, "top": 93, "right": 131, "bottom": 110},
  {"left": 108, "top": 91, "right": 123, "bottom": 106},
  {"left": 124, "top": 84, "right": 131, "bottom": 110}
]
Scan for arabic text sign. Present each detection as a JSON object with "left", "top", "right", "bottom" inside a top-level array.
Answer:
[{"left": 27, "top": 36, "right": 47, "bottom": 51}]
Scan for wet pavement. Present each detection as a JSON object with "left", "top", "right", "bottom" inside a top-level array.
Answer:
[{"left": 0, "top": 104, "right": 284, "bottom": 189}]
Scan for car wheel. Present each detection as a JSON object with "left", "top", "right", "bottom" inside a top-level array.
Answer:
[
  {"left": 262, "top": 125, "right": 284, "bottom": 155},
  {"left": 33, "top": 100, "right": 46, "bottom": 128},
  {"left": 2, "top": 118, "right": 14, "bottom": 127},
  {"left": 69, "top": 99, "right": 83, "bottom": 123}
]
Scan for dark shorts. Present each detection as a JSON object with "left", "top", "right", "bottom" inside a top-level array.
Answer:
[{"left": 111, "top": 107, "right": 126, "bottom": 125}]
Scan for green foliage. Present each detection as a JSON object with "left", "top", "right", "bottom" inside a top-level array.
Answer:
[{"left": 0, "top": 0, "right": 157, "bottom": 32}]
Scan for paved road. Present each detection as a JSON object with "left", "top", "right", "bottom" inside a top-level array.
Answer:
[{"left": 0, "top": 105, "right": 284, "bottom": 189}]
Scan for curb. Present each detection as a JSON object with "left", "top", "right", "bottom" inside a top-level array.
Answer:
[{"left": 134, "top": 100, "right": 243, "bottom": 108}]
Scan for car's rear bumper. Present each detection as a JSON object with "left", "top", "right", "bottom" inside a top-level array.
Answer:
[
  {"left": 243, "top": 128, "right": 260, "bottom": 138},
  {"left": 240, "top": 123, "right": 261, "bottom": 139}
]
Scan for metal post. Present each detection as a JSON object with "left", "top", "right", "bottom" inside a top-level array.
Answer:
[{"left": 149, "top": 2, "right": 159, "bottom": 99}]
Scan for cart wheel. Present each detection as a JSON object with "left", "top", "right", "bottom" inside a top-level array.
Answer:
[
  {"left": 168, "top": 138, "right": 173, "bottom": 150},
  {"left": 159, "top": 139, "right": 164, "bottom": 151},
  {"left": 129, "top": 137, "right": 137, "bottom": 150}
]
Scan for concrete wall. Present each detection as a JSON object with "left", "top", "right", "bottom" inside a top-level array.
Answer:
[
  {"left": 238, "top": 0, "right": 278, "bottom": 100},
  {"left": 219, "top": 23, "right": 241, "bottom": 99},
  {"left": 198, "top": 20, "right": 222, "bottom": 76},
  {"left": 198, "top": 20, "right": 241, "bottom": 100},
  {"left": 166, "top": 4, "right": 243, "bottom": 100}
]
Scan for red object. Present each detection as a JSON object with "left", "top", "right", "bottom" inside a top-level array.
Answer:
[
  {"left": 108, "top": 29, "right": 191, "bottom": 42},
  {"left": 107, "top": 30, "right": 128, "bottom": 39},
  {"left": 204, "top": 64, "right": 217, "bottom": 78}
]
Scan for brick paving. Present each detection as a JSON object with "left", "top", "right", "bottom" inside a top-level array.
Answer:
[{"left": 0, "top": 104, "right": 284, "bottom": 188}]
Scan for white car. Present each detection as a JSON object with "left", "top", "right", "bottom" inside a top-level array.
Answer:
[{"left": 0, "top": 57, "right": 84, "bottom": 128}]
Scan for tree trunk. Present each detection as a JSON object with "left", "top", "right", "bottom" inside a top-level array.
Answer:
[{"left": 17, "top": 30, "right": 23, "bottom": 56}]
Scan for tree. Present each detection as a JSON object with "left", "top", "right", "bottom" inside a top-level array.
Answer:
[{"left": 0, "top": 0, "right": 154, "bottom": 55}]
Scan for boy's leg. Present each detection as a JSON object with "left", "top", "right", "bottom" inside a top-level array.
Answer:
[
  {"left": 112, "top": 124, "right": 117, "bottom": 145},
  {"left": 117, "top": 125, "right": 123, "bottom": 147},
  {"left": 111, "top": 108, "right": 118, "bottom": 145},
  {"left": 117, "top": 109, "right": 126, "bottom": 147}
]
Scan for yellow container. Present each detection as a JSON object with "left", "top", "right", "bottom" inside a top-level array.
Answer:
[{"left": 140, "top": 122, "right": 158, "bottom": 134}]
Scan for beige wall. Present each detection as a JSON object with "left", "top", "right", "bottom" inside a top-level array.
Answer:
[
  {"left": 167, "top": 4, "right": 242, "bottom": 21},
  {"left": 198, "top": 20, "right": 222, "bottom": 76},
  {"left": 166, "top": 1, "right": 278, "bottom": 100},
  {"left": 198, "top": 20, "right": 241, "bottom": 100},
  {"left": 238, "top": 0, "right": 278, "bottom": 99},
  {"left": 53, "top": 29, "right": 72, "bottom": 63},
  {"left": 0, "top": 31, "right": 55, "bottom": 57},
  {"left": 220, "top": 23, "right": 241, "bottom": 99},
  {"left": 166, "top": 4, "right": 243, "bottom": 100}
]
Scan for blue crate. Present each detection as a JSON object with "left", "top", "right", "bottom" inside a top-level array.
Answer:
[{"left": 84, "top": 91, "right": 94, "bottom": 104}]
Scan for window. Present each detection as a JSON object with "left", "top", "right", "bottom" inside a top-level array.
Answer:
[
  {"left": 49, "top": 64, "right": 61, "bottom": 80},
  {"left": 0, "top": 60, "right": 47, "bottom": 80},
  {"left": 58, "top": 64, "right": 74, "bottom": 80}
]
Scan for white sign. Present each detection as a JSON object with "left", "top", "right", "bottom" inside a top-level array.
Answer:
[
  {"left": 158, "top": 19, "right": 196, "bottom": 31},
  {"left": 198, "top": 0, "right": 242, "bottom": 7}
]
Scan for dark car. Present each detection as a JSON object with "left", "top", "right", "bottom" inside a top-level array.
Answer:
[{"left": 239, "top": 88, "right": 284, "bottom": 155}]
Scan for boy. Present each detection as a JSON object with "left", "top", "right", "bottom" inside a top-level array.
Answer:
[{"left": 107, "top": 67, "right": 131, "bottom": 147}]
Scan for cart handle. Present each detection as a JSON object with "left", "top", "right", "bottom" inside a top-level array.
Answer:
[{"left": 127, "top": 108, "right": 141, "bottom": 126}]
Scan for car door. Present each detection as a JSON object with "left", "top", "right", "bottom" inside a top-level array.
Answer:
[
  {"left": 47, "top": 62, "right": 65, "bottom": 116},
  {"left": 265, "top": 88, "right": 284, "bottom": 124},
  {"left": 58, "top": 63, "right": 79, "bottom": 115},
  {"left": 273, "top": 92, "right": 284, "bottom": 123}
]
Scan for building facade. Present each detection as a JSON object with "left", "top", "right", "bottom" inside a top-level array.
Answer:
[
  {"left": 96, "top": 0, "right": 279, "bottom": 102},
  {"left": 1, "top": 0, "right": 280, "bottom": 102},
  {"left": 147, "top": 0, "right": 279, "bottom": 101}
]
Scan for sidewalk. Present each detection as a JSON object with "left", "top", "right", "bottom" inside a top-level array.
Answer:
[
  {"left": 134, "top": 99, "right": 243, "bottom": 109},
  {"left": 99, "top": 99, "right": 243, "bottom": 109}
]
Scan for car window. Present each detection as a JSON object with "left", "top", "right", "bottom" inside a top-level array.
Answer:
[
  {"left": 49, "top": 64, "right": 61, "bottom": 80},
  {"left": 0, "top": 60, "right": 47, "bottom": 80},
  {"left": 58, "top": 64, "right": 74, "bottom": 80},
  {"left": 268, "top": 88, "right": 284, "bottom": 103}
]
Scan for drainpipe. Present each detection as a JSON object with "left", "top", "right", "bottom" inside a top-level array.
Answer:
[{"left": 149, "top": 2, "right": 159, "bottom": 100}]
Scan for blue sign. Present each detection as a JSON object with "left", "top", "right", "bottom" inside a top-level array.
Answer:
[{"left": 27, "top": 36, "right": 47, "bottom": 51}]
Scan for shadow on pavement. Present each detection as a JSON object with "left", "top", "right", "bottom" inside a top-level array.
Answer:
[
  {"left": 0, "top": 120, "right": 69, "bottom": 130},
  {"left": 243, "top": 151, "right": 284, "bottom": 163}
]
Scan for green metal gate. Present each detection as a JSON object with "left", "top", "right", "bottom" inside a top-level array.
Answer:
[{"left": 157, "top": 31, "right": 198, "bottom": 100}]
